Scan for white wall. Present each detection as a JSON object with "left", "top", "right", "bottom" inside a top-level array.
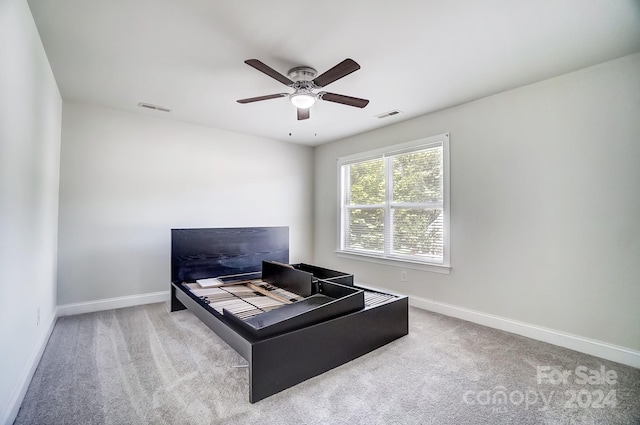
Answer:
[
  {"left": 57, "top": 103, "right": 314, "bottom": 305},
  {"left": 314, "top": 53, "right": 640, "bottom": 353},
  {"left": 0, "top": 0, "right": 62, "bottom": 423}
]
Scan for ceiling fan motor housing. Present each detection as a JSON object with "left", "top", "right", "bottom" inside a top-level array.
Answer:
[{"left": 287, "top": 66, "right": 317, "bottom": 82}]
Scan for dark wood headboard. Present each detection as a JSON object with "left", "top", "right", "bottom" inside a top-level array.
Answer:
[{"left": 171, "top": 226, "right": 289, "bottom": 282}]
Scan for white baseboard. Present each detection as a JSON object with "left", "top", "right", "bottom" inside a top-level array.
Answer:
[
  {"left": 57, "top": 290, "right": 170, "bottom": 317},
  {"left": 409, "top": 295, "right": 640, "bottom": 369},
  {"left": 2, "top": 308, "right": 58, "bottom": 425}
]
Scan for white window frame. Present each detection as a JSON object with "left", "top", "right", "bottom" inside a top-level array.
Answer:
[{"left": 336, "top": 133, "right": 451, "bottom": 274}]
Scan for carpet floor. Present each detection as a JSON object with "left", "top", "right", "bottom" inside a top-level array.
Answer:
[{"left": 15, "top": 303, "right": 640, "bottom": 424}]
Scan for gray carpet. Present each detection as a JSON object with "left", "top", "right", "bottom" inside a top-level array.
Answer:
[{"left": 15, "top": 303, "right": 640, "bottom": 424}]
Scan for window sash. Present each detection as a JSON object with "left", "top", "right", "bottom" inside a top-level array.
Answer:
[{"left": 338, "top": 133, "right": 450, "bottom": 267}]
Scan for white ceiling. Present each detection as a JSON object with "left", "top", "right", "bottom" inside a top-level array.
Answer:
[{"left": 27, "top": 0, "right": 640, "bottom": 146}]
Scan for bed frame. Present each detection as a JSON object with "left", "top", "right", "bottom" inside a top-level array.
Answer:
[{"left": 170, "top": 226, "right": 408, "bottom": 403}]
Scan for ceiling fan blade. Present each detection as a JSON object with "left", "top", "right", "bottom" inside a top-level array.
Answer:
[
  {"left": 320, "top": 92, "right": 369, "bottom": 108},
  {"left": 237, "top": 93, "right": 288, "bottom": 104},
  {"left": 312, "top": 59, "right": 360, "bottom": 87},
  {"left": 297, "top": 108, "right": 310, "bottom": 120},
  {"left": 245, "top": 59, "right": 294, "bottom": 86}
]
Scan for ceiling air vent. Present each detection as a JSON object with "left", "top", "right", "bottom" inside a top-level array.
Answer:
[
  {"left": 138, "top": 102, "right": 171, "bottom": 113},
  {"left": 375, "top": 109, "right": 401, "bottom": 119}
]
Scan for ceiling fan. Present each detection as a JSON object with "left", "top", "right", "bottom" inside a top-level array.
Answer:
[{"left": 237, "top": 58, "right": 369, "bottom": 120}]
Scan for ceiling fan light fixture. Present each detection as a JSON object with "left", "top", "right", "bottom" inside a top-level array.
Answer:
[
  {"left": 238, "top": 59, "right": 369, "bottom": 120},
  {"left": 290, "top": 92, "right": 316, "bottom": 109}
]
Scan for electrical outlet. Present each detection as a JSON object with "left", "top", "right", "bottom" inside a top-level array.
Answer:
[
  {"left": 37, "top": 307, "right": 40, "bottom": 326},
  {"left": 401, "top": 270, "right": 408, "bottom": 282}
]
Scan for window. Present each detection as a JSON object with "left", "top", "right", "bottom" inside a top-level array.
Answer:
[{"left": 337, "top": 133, "right": 450, "bottom": 270}]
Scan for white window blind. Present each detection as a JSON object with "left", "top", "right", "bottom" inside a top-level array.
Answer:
[{"left": 338, "top": 133, "right": 450, "bottom": 267}]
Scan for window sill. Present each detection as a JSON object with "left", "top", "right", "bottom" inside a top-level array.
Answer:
[{"left": 335, "top": 251, "right": 451, "bottom": 274}]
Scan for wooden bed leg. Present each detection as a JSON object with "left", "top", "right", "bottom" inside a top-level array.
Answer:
[{"left": 170, "top": 285, "right": 187, "bottom": 312}]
